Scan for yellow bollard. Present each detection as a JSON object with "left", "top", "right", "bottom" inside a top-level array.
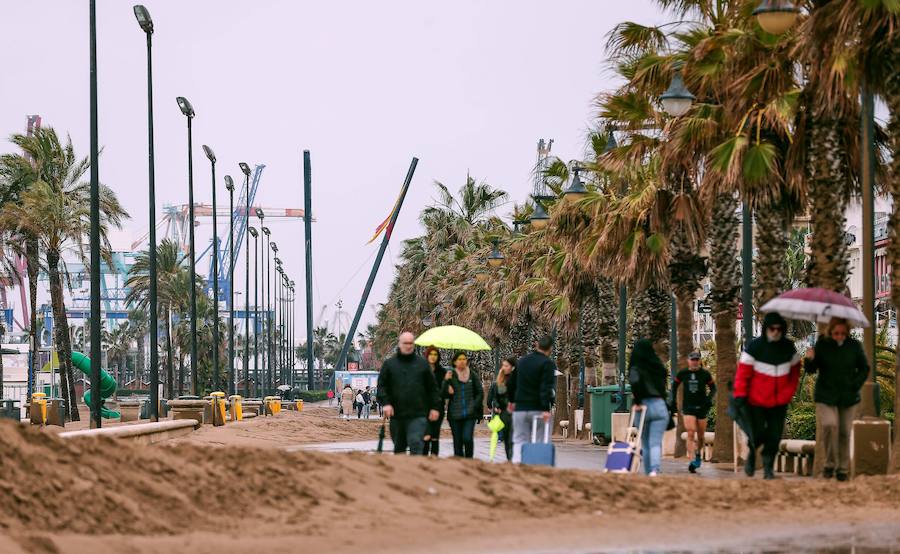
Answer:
[
  {"left": 296, "top": 400, "right": 303, "bottom": 412},
  {"left": 229, "top": 395, "right": 243, "bottom": 421},
  {"left": 30, "top": 392, "right": 47, "bottom": 426},
  {"left": 275, "top": 399, "right": 282, "bottom": 414},
  {"left": 263, "top": 396, "right": 275, "bottom": 416},
  {"left": 210, "top": 391, "right": 227, "bottom": 426}
]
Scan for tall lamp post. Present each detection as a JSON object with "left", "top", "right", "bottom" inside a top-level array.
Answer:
[
  {"left": 239, "top": 162, "right": 251, "bottom": 396},
  {"left": 289, "top": 281, "right": 296, "bottom": 387},
  {"left": 133, "top": 4, "right": 159, "bottom": 419},
  {"left": 176, "top": 96, "right": 198, "bottom": 395},
  {"left": 89, "top": 0, "right": 102, "bottom": 427},
  {"left": 255, "top": 210, "right": 265, "bottom": 393},
  {"left": 271, "top": 244, "right": 279, "bottom": 386},
  {"left": 224, "top": 175, "right": 236, "bottom": 395},
  {"left": 203, "top": 145, "right": 221, "bottom": 392},
  {"left": 249, "top": 226, "right": 259, "bottom": 396},
  {"left": 262, "top": 227, "right": 272, "bottom": 395}
]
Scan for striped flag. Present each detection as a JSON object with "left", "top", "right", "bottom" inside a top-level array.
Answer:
[{"left": 367, "top": 192, "right": 402, "bottom": 244}]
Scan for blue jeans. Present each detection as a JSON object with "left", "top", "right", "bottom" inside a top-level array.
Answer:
[
  {"left": 449, "top": 418, "right": 476, "bottom": 458},
  {"left": 638, "top": 398, "right": 669, "bottom": 474}
]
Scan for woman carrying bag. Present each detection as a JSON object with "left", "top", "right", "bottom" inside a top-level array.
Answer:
[
  {"left": 488, "top": 357, "right": 517, "bottom": 462},
  {"left": 629, "top": 339, "right": 670, "bottom": 476},
  {"left": 442, "top": 352, "right": 484, "bottom": 458}
]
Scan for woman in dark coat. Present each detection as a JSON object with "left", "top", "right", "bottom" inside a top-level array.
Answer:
[
  {"left": 629, "top": 339, "right": 669, "bottom": 476},
  {"left": 487, "top": 357, "right": 517, "bottom": 462},
  {"left": 804, "top": 317, "right": 869, "bottom": 481},
  {"left": 423, "top": 346, "right": 445, "bottom": 456},
  {"left": 442, "top": 351, "right": 484, "bottom": 458}
]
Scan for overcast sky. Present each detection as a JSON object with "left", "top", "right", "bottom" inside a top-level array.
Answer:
[{"left": 1, "top": 0, "right": 662, "bottom": 339}]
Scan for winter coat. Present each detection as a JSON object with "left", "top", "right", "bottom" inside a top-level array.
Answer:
[
  {"left": 628, "top": 339, "right": 668, "bottom": 404},
  {"left": 340, "top": 388, "right": 354, "bottom": 411},
  {"left": 443, "top": 370, "right": 484, "bottom": 421},
  {"left": 805, "top": 335, "right": 869, "bottom": 407},
  {"left": 376, "top": 350, "right": 440, "bottom": 419},
  {"left": 735, "top": 312, "right": 801, "bottom": 408},
  {"left": 509, "top": 351, "right": 556, "bottom": 412},
  {"left": 487, "top": 376, "right": 513, "bottom": 413}
]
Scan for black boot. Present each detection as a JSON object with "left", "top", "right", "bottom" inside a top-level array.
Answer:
[
  {"left": 744, "top": 447, "right": 756, "bottom": 477},
  {"left": 762, "top": 454, "right": 776, "bottom": 480}
]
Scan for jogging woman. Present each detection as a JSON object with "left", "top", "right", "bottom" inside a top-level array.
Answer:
[{"left": 672, "top": 351, "right": 716, "bottom": 473}]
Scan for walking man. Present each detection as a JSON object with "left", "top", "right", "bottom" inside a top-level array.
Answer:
[
  {"left": 508, "top": 335, "right": 557, "bottom": 464},
  {"left": 672, "top": 351, "right": 716, "bottom": 473},
  {"left": 734, "top": 312, "right": 802, "bottom": 479},
  {"left": 377, "top": 332, "right": 441, "bottom": 455}
]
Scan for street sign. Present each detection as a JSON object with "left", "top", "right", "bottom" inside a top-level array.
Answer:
[{"left": 696, "top": 300, "right": 712, "bottom": 314}]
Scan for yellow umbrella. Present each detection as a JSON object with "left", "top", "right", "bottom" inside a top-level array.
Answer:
[{"left": 414, "top": 325, "right": 491, "bottom": 351}]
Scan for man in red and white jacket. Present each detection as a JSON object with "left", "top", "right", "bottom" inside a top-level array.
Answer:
[{"left": 734, "top": 311, "right": 801, "bottom": 479}]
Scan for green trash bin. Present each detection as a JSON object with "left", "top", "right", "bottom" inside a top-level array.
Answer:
[{"left": 588, "top": 385, "right": 631, "bottom": 444}]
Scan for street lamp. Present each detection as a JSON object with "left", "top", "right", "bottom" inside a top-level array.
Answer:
[
  {"left": 88, "top": 0, "right": 103, "bottom": 427},
  {"left": 529, "top": 198, "right": 550, "bottom": 230},
  {"left": 272, "top": 246, "right": 280, "bottom": 385},
  {"left": 203, "top": 145, "right": 221, "bottom": 392},
  {"left": 262, "top": 227, "right": 272, "bottom": 394},
  {"left": 239, "top": 162, "right": 251, "bottom": 396},
  {"left": 563, "top": 165, "right": 588, "bottom": 202},
  {"left": 224, "top": 175, "right": 236, "bottom": 395},
  {"left": 176, "top": 95, "right": 199, "bottom": 396},
  {"left": 248, "top": 226, "right": 259, "bottom": 397},
  {"left": 752, "top": 0, "right": 800, "bottom": 35},
  {"left": 659, "top": 69, "right": 695, "bottom": 117},
  {"left": 276, "top": 263, "right": 284, "bottom": 385},
  {"left": 487, "top": 238, "right": 505, "bottom": 268},
  {"left": 134, "top": 4, "right": 159, "bottom": 419}
]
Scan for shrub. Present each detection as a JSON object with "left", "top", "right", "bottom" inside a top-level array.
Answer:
[
  {"left": 295, "top": 390, "right": 330, "bottom": 403},
  {"left": 785, "top": 401, "right": 817, "bottom": 440}
]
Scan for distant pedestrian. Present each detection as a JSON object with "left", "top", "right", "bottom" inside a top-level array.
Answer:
[
  {"left": 488, "top": 357, "right": 516, "bottom": 462},
  {"left": 672, "top": 351, "right": 716, "bottom": 473},
  {"left": 508, "top": 335, "right": 557, "bottom": 464},
  {"left": 327, "top": 389, "right": 335, "bottom": 406},
  {"left": 363, "top": 387, "right": 372, "bottom": 419},
  {"left": 356, "top": 390, "right": 365, "bottom": 419},
  {"left": 629, "top": 339, "right": 670, "bottom": 476},
  {"left": 805, "top": 317, "right": 868, "bottom": 481},
  {"left": 340, "top": 384, "right": 354, "bottom": 421},
  {"left": 443, "top": 352, "right": 484, "bottom": 458},
  {"left": 376, "top": 332, "right": 441, "bottom": 455},
  {"left": 422, "top": 346, "right": 446, "bottom": 456},
  {"left": 735, "top": 312, "right": 802, "bottom": 480}
]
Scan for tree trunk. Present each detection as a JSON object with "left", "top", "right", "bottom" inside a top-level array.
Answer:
[
  {"left": 673, "top": 291, "right": 696, "bottom": 458},
  {"left": 177, "top": 353, "right": 184, "bottom": 397},
  {"left": 26, "top": 236, "right": 39, "bottom": 400},
  {"left": 754, "top": 205, "right": 790, "bottom": 308},
  {"left": 166, "top": 310, "right": 174, "bottom": 399},
  {"left": 47, "top": 249, "right": 79, "bottom": 421},
  {"left": 711, "top": 312, "right": 737, "bottom": 462},
  {"left": 708, "top": 192, "right": 741, "bottom": 463},
  {"left": 885, "top": 59, "right": 900, "bottom": 473},
  {"left": 137, "top": 335, "right": 146, "bottom": 389}
]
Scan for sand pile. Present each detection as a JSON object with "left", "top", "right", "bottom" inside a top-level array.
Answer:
[{"left": 3, "top": 419, "right": 900, "bottom": 543}]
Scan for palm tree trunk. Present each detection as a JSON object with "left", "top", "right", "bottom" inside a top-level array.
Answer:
[
  {"left": 137, "top": 336, "right": 146, "bottom": 389},
  {"left": 804, "top": 117, "right": 850, "bottom": 291},
  {"left": 754, "top": 204, "right": 790, "bottom": 308},
  {"left": 166, "top": 309, "right": 174, "bottom": 399},
  {"left": 26, "top": 236, "right": 39, "bottom": 399},
  {"left": 47, "top": 249, "right": 79, "bottom": 421},
  {"left": 707, "top": 192, "right": 741, "bottom": 463},
  {"left": 885, "top": 60, "right": 900, "bottom": 473},
  {"left": 177, "top": 353, "right": 184, "bottom": 397}
]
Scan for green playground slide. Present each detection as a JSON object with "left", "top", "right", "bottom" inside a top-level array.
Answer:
[{"left": 71, "top": 351, "right": 120, "bottom": 419}]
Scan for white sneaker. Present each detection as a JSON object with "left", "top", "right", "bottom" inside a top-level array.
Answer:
[{"left": 648, "top": 471, "right": 659, "bottom": 477}]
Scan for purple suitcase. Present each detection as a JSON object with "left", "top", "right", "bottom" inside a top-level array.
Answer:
[{"left": 603, "top": 407, "right": 644, "bottom": 473}]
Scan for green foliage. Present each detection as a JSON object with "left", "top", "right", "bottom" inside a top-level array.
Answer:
[
  {"left": 295, "top": 390, "right": 330, "bottom": 403},
  {"left": 785, "top": 401, "right": 817, "bottom": 440}
]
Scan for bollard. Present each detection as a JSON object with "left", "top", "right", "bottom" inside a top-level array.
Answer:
[
  {"left": 229, "top": 395, "right": 243, "bottom": 422},
  {"left": 296, "top": 399, "right": 303, "bottom": 412},
  {"left": 210, "top": 392, "right": 227, "bottom": 426},
  {"left": 30, "top": 392, "right": 47, "bottom": 426},
  {"left": 45, "top": 398, "right": 66, "bottom": 427}
]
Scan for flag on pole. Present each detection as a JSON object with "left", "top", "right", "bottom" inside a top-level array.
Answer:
[{"left": 367, "top": 191, "right": 403, "bottom": 244}]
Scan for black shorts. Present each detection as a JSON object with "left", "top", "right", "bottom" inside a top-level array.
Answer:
[{"left": 682, "top": 406, "right": 709, "bottom": 419}]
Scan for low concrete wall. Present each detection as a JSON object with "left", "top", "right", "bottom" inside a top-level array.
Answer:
[{"left": 58, "top": 419, "right": 198, "bottom": 445}]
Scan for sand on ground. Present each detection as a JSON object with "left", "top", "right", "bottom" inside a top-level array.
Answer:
[{"left": 2, "top": 418, "right": 900, "bottom": 553}]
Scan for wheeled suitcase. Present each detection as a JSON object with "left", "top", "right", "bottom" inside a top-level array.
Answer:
[
  {"left": 521, "top": 417, "right": 555, "bottom": 466},
  {"left": 604, "top": 406, "right": 645, "bottom": 473}
]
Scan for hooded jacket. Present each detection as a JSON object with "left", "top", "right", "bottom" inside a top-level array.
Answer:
[
  {"left": 376, "top": 349, "right": 440, "bottom": 419},
  {"left": 735, "top": 312, "right": 801, "bottom": 408}
]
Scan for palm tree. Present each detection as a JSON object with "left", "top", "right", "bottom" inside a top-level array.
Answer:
[
  {"left": 0, "top": 127, "right": 128, "bottom": 420},
  {"left": 127, "top": 308, "right": 148, "bottom": 386},
  {"left": 105, "top": 321, "right": 132, "bottom": 388}
]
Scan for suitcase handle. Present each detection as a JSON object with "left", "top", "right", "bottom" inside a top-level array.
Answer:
[{"left": 531, "top": 416, "right": 551, "bottom": 443}]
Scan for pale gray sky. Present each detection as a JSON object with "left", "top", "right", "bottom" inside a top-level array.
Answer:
[{"left": 1, "top": 0, "right": 662, "bottom": 338}]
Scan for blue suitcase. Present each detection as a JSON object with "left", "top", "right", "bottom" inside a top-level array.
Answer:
[
  {"left": 603, "top": 406, "right": 645, "bottom": 473},
  {"left": 521, "top": 418, "right": 555, "bottom": 467}
]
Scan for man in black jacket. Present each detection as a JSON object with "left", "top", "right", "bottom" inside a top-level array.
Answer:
[
  {"left": 377, "top": 332, "right": 440, "bottom": 455},
  {"left": 508, "top": 335, "right": 557, "bottom": 463}
]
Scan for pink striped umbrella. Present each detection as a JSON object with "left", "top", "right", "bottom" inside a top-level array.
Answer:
[{"left": 760, "top": 287, "right": 870, "bottom": 328}]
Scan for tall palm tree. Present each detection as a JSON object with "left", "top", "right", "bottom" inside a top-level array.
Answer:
[
  {"left": 105, "top": 321, "right": 132, "bottom": 387},
  {"left": 127, "top": 308, "right": 148, "bottom": 386},
  {"left": 1, "top": 127, "right": 128, "bottom": 420}
]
